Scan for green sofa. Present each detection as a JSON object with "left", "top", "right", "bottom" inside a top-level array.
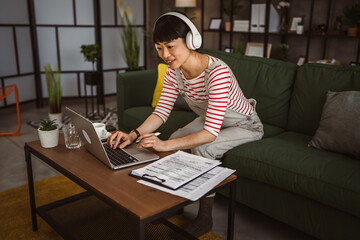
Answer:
[{"left": 117, "top": 49, "right": 360, "bottom": 240}]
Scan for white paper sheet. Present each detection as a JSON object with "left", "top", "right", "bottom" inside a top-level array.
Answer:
[
  {"left": 138, "top": 166, "right": 235, "bottom": 201},
  {"left": 131, "top": 151, "right": 221, "bottom": 190}
]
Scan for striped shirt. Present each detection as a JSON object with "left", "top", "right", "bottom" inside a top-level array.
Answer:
[{"left": 153, "top": 55, "right": 254, "bottom": 136}]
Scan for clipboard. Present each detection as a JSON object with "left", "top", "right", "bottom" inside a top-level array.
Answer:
[
  {"left": 129, "top": 151, "right": 221, "bottom": 190},
  {"left": 129, "top": 168, "right": 216, "bottom": 190}
]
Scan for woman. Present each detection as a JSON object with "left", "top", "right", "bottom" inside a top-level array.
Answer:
[{"left": 108, "top": 12, "right": 263, "bottom": 238}]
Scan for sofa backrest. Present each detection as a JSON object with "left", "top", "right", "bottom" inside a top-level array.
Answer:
[
  {"left": 287, "top": 63, "right": 360, "bottom": 136},
  {"left": 200, "top": 49, "right": 297, "bottom": 129}
]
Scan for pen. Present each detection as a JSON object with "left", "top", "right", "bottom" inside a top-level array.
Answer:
[{"left": 136, "top": 132, "right": 161, "bottom": 143}]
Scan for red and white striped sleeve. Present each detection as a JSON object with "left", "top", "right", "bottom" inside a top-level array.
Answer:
[
  {"left": 204, "top": 64, "right": 231, "bottom": 136},
  {"left": 152, "top": 68, "right": 179, "bottom": 123}
]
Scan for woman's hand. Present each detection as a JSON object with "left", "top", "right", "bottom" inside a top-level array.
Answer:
[
  {"left": 136, "top": 133, "right": 167, "bottom": 152},
  {"left": 107, "top": 131, "right": 134, "bottom": 149}
]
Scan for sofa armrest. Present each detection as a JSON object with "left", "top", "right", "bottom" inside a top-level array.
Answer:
[{"left": 117, "top": 69, "right": 157, "bottom": 127}]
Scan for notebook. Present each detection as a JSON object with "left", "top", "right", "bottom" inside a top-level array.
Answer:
[{"left": 66, "top": 107, "right": 160, "bottom": 170}]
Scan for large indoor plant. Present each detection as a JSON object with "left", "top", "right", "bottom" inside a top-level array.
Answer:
[
  {"left": 44, "top": 64, "right": 62, "bottom": 127},
  {"left": 342, "top": 3, "right": 360, "bottom": 36},
  {"left": 117, "top": 0, "right": 140, "bottom": 71},
  {"left": 80, "top": 44, "right": 103, "bottom": 104},
  {"left": 38, "top": 119, "right": 59, "bottom": 148}
]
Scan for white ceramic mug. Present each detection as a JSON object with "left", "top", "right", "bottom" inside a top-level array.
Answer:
[{"left": 93, "top": 123, "right": 107, "bottom": 139}]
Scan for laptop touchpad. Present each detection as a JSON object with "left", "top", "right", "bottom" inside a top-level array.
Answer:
[{"left": 124, "top": 144, "right": 157, "bottom": 160}]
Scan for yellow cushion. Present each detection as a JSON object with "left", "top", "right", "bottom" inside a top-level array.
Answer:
[{"left": 152, "top": 63, "right": 168, "bottom": 108}]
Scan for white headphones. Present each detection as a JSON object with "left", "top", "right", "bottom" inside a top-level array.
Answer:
[{"left": 155, "top": 12, "right": 202, "bottom": 50}]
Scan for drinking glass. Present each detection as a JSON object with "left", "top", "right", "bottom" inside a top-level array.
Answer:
[{"left": 63, "top": 123, "right": 81, "bottom": 149}]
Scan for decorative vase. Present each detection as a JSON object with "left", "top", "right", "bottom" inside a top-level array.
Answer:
[
  {"left": 38, "top": 128, "right": 59, "bottom": 148},
  {"left": 225, "top": 22, "right": 231, "bottom": 32},
  {"left": 48, "top": 112, "right": 62, "bottom": 128},
  {"left": 279, "top": 15, "right": 287, "bottom": 33},
  {"left": 296, "top": 25, "right": 304, "bottom": 34}
]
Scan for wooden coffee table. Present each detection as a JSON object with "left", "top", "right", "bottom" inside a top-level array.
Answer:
[{"left": 24, "top": 137, "right": 237, "bottom": 239}]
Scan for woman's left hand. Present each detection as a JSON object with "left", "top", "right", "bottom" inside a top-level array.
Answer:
[{"left": 136, "top": 133, "right": 167, "bottom": 152}]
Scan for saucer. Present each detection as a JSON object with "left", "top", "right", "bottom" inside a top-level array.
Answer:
[{"left": 101, "top": 132, "right": 112, "bottom": 141}]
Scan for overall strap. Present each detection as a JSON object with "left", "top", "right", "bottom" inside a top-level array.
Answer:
[
  {"left": 174, "top": 68, "right": 185, "bottom": 96},
  {"left": 204, "top": 60, "right": 222, "bottom": 96},
  {"left": 176, "top": 59, "right": 224, "bottom": 96}
]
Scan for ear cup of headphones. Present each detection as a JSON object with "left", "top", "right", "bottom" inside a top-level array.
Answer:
[
  {"left": 186, "top": 31, "right": 195, "bottom": 50},
  {"left": 192, "top": 33, "right": 202, "bottom": 49}
]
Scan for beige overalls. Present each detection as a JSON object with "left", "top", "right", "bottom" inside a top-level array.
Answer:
[{"left": 169, "top": 61, "right": 264, "bottom": 160}]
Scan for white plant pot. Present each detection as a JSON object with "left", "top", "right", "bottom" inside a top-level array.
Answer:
[
  {"left": 38, "top": 128, "right": 59, "bottom": 148},
  {"left": 48, "top": 112, "right": 62, "bottom": 128},
  {"left": 296, "top": 25, "right": 304, "bottom": 35}
]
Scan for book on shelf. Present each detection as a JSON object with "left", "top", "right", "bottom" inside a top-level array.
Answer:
[
  {"left": 251, "top": 3, "right": 279, "bottom": 33},
  {"left": 233, "top": 20, "right": 249, "bottom": 32}
]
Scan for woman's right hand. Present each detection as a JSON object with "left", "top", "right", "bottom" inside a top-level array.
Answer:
[{"left": 107, "top": 131, "right": 134, "bottom": 149}]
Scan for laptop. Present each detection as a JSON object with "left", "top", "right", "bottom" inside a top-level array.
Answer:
[{"left": 66, "top": 107, "right": 160, "bottom": 170}]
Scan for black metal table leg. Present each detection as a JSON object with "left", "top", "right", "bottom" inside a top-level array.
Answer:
[
  {"left": 227, "top": 179, "right": 237, "bottom": 240},
  {"left": 24, "top": 145, "right": 38, "bottom": 231},
  {"left": 138, "top": 220, "right": 145, "bottom": 240}
]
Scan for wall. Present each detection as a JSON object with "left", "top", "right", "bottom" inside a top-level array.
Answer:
[{"left": 0, "top": 0, "right": 145, "bottom": 107}]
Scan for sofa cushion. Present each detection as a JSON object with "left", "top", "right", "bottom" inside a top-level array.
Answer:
[
  {"left": 308, "top": 90, "right": 360, "bottom": 158},
  {"left": 123, "top": 107, "right": 197, "bottom": 140},
  {"left": 262, "top": 123, "right": 284, "bottom": 138},
  {"left": 223, "top": 131, "right": 360, "bottom": 218},
  {"left": 152, "top": 63, "right": 168, "bottom": 108},
  {"left": 200, "top": 49, "right": 297, "bottom": 130},
  {"left": 288, "top": 63, "right": 360, "bottom": 135}
]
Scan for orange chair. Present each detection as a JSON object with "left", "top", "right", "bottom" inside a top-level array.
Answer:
[{"left": 0, "top": 84, "right": 21, "bottom": 136}]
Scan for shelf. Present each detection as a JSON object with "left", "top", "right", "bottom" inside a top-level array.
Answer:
[
  {"left": 200, "top": 0, "right": 360, "bottom": 64},
  {"left": 218, "top": 31, "right": 359, "bottom": 39}
]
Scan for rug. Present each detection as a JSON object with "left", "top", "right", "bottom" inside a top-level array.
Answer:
[
  {"left": 0, "top": 175, "right": 223, "bottom": 240},
  {"left": 27, "top": 107, "right": 118, "bottom": 132}
]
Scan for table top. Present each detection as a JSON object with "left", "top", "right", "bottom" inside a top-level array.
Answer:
[{"left": 25, "top": 138, "right": 237, "bottom": 220}]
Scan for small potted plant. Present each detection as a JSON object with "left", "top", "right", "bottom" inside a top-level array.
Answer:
[
  {"left": 38, "top": 119, "right": 59, "bottom": 148},
  {"left": 277, "top": 1, "right": 291, "bottom": 33},
  {"left": 44, "top": 64, "right": 62, "bottom": 127},
  {"left": 222, "top": 0, "right": 242, "bottom": 31},
  {"left": 296, "top": 19, "right": 304, "bottom": 34},
  {"left": 342, "top": 3, "right": 360, "bottom": 36},
  {"left": 279, "top": 43, "right": 289, "bottom": 61},
  {"left": 80, "top": 44, "right": 103, "bottom": 104},
  {"left": 233, "top": 37, "right": 245, "bottom": 55}
]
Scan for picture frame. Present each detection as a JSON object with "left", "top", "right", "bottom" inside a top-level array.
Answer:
[
  {"left": 297, "top": 55, "right": 306, "bottom": 66},
  {"left": 245, "top": 42, "right": 272, "bottom": 58},
  {"left": 208, "top": 18, "right": 222, "bottom": 30},
  {"left": 289, "top": 16, "right": 304, "bottom": 33}
]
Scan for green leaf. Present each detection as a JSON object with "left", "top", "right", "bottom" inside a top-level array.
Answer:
[{"left": 39, "top": 119, "right": 58, "bottom": 131}]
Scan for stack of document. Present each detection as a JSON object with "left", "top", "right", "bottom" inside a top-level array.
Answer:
[
  {"left": 233, "top": 20, "right": 250, "bottom": 32},
  {"left": 131, "top": 151, "right": 235, "bottom": 201}
]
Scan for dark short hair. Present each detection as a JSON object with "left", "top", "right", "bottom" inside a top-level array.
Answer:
[{"left": 153, "top": 12, "right": 190, "bottom": 43}]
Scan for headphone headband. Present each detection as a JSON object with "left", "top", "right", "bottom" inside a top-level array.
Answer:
[{"left": 154, "top": 12, "right": 202, "bottom": 50}]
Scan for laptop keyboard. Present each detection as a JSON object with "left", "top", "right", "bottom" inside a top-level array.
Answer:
[{"left": 103, "top": 144, "right": 139, "bottom": 167}]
